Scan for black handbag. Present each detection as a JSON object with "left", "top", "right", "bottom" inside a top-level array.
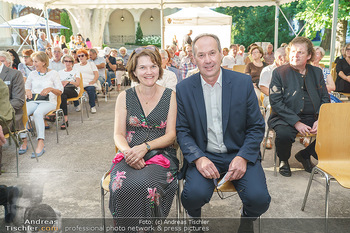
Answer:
[{"left": 27, "top": 94, "right": 49, "bottom": 102}]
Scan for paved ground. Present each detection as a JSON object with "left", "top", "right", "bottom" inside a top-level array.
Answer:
[{"left": 1, "top": 87, "right": 349, "bottom": 232}]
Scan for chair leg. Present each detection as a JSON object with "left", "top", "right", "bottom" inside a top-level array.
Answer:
[
  {"left": 324, "top": 173, "right": 331, "bottom": 219},
  {"left": 60, "top": 110, "right": 68, "bottom": 135},
  {"left": 55, "top": 111, "right": 59, "bottom": 143},
  {"left": 15, "top": 143, "right": 19, "bottom": 177},
  {"left": 262, "top": 132, "right": 269, "bottom": 161},
  {"left": 101, "top": 187, "right": 106, "bottom": 233},
  {"left": 25, "top": 130, "right": 38, "bottom": 162},
  {"left": 79, "top": 98, "right": 84, "bottom": 123},
  {"left": 84, "top": 97, "right": 90, "bottom": 118},
  {"left": 301, "top": 167, "right": 319, "bottom": 211}
]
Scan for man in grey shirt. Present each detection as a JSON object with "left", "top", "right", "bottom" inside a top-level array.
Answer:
[
  {"left": 48, "top": 47, "right": 65, "bottom": 71},
  {"left": 89, "top": 48, "right": 106, "bottom": 91}
]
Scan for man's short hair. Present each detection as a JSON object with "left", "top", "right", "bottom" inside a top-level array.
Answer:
[
  {"left": 274, "top": 47, "right": 286, "bottom": 59},
  {"left": 89, "top": 48, "right": 98, "bottom": 55},
  {"left": 159, "top": 49, "right": 168, "bottom": 59},
  {"left": 119, "top": 47, "right": 127, "bottom": 53},
  {"left": 192, "top": 33, "right": 221, "bottom": 56},
  {"left": 0, "top": 51, "right": 12, "bottom": 64}
]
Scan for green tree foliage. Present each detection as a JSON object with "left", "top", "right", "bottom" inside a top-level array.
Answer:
[
  {"left": 295, "top": 0, "right": 350, "bottom": 40},
  {"left": 215, "top": 3, "right": 298, "bottom": 48},
  {"left": 60, "top": 11, "right": 73, "bottom": 43},
  {"left": 135, "top": 22, "right": 143, "bottom": 45}
]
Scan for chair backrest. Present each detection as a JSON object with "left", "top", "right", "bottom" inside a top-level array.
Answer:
[
  {"left": 331, "top": 67, "right": 337, "bottom": 82},
  {"left": 316, "top": 103, "right": 350, "bottom": 187},
  {"left": 22, "top": 101, "right": 28, "bottom": 127},
  {"left": 76, "top": 73, "right": 84, "bottom": 99},
  {"left": 56, "top": 95, "right": 62, "bottom": 110},
  {"left": 319, "top": 63, "right": 325, "bottom": 68},
  {"left": 232, "top": 65, "right": 246, "bottom": 73}
]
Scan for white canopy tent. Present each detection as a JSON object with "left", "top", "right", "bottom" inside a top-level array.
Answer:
[
  {"left": 0, "top": 0, "right": 341, "bottom": 67},
  {"left": 164, "top": 8, "right": 232, "bottom": 49}
]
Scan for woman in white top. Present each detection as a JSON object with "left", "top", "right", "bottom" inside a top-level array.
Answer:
[
  {"left": 20, "top": 52, "right": 63, "bottom": 158},
  {"left": 73, "top": 48, "right": 99, "bottom": 113},
  {"left": 58, "top": 54, "right": 80, "bottom": 129}
]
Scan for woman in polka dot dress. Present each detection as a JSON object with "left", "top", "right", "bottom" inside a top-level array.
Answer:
[{"left": 109, "top": 46, "right": 178, "bottom": 231}]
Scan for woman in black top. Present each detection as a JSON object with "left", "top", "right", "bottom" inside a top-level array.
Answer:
[{"left": 335, "top": 43, "right": 350, "bottom": 93}]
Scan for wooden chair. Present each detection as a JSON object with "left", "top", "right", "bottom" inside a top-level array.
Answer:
[
  {"left": 2, "top": 101, "right": 38, "bottom": 177},
  {"left": 232, "top": 65, "right": 246, "bottom": 73},
  {"left": 44, "top": 95, "right": 68, "bottom": 143},
  {"left": 301, "top": 103, "right": 350, "bottom": 219},
  {"left": 262, "top": 127, "right": 316, "bottom": 176},
  {"left": 67, "top": 74, "right": 89, "bottom": 123}
]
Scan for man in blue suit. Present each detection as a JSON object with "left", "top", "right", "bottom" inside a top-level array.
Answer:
[{"left": 176, "top": 34, "right": 270, "bottom": 230}]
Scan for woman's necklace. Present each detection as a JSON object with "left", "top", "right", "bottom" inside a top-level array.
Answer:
[
  {"left": 38, "top": 68, "right": 48, "bottom": 76},
  {"left": 138, "top": 86, "right": 157, "bottom": 104}
]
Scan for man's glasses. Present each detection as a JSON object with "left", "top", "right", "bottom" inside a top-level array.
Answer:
[
  {"left": 213, "top": 172, "right": 245, "bottom": 200},
  {"left": 77, "top": 54, "right": 85, "bottom": 58},
  {"left": 64, "top": 60, "right": 74, "bottom": 63}
]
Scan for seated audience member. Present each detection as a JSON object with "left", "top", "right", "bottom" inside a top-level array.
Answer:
[
  {"left": 89, "top": 48, "right": 106, "bottom": 91},
  {"left": 238, "top": 45, "right": 247, "bottom": 59},
  {"left": 74, "top": 34, "right": 86, "bottom": 49},
  {"left": 21, "top": 52, "right": 63, "bottom": 158},
  {"left": 176, "top": 34, "right": 270, "bottom": 231},
  {"left": 48, "top": 47, "right": 65, "bottom": 72},
  {"left": 118, "top": 47, "right": 130, "bottom": 66},
  {"left": 165, "top": 49, "right": 182, "bottom": 83},
  {"left": 258, "top": 47, "right": 287, "bottom": 149},
  {"left": 58, "top": 55, "right": 80, "bottom": 129},
  {"left": 244, "top": 43, "right": 258, "bottom": 64},
  {"left": 245, "top": 46, "right": 268, "bottom": 86},
  {"left": 115, "top": 57, "right": 126, "bottom": 91},
  {"left": 222, "top": 44, "right": 244, "bottom": 69},
  {"left": 45, "top": 47, "right": 53, "bottom": 59},
  {"left": 71, "top": 50, "right": 79, "bottom": 64},
  {"left": 179, "top": 44, "right": 196, "bottom": 80},
  {"left": 109, "top": 45, "right": 178, "bottom": 229},
  {"left": 263, "top": 43, "right": 274, "bottom": 65},
  {"left": 74, "top": 49, "right": 99, "bottom": 114},
  {"left": 158, "top": 49, "right": 177, "bottom": 91},
  {"left": 59, "top": 35, "right": 67, "bottom": 50},
  {"left": 335, "top": 43, "right": 350, "bottom": 93},
  {"left": 222, "top": 47, "right": 229, "bottom": 57},
  {"left": 0, "top": 78, "right": 15, "bottom": 174},
  {"left": 37, "top": 32, "right": 50, "bottom": 52},
  {"left": 0, "top": 51, "right": 25, "bottom": 131},
  {"left": 62, "top": 48, "right": 69, "bottom": 55},
  {"left": 268, "top": 37, "right": 329, "bottom": 177},
  {"left": 111, "top": 49, "right": 118, "bottom": 58},
  {"left": 18, "top": 49, "right": 35, "bottom": 82},
  {"left": 69, "top": 35, "right": 75, "bottom": 51},
  {"left": 104, "top": 47, "right": 116, "bottom": 91},
  {"left": 0, "top": 51, "right": 12, "bottom": 68},
  {"left": 7, "top": 49, "right": 21, "bottom": 70},
  {"left": 167, "top": 46, "right": 180, "bottom": 68}
]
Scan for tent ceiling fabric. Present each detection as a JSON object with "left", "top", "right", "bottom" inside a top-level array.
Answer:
[{"left": 2, "top": 0, "right": 296, "bottom": 9}]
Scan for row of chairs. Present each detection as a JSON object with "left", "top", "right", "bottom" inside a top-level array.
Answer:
[{"left": 100, "top": 103, "right": 350, "bottom": 231}]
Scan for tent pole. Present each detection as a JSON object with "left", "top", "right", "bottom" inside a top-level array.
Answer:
[
  {"left": 44, "top": 4, "right": 51, "bottom": 44},
  {"left": 160, "top": 0, "right": 164, "bottom": 49},
  {"left": 0, "top": 14, "right": 31, "bottom": 48},
  {"left": 274, "top": 4, "right": 279, "bottom": 51},
  {"left": 329, "top": 0, "right": 339, "bottom": 68}
]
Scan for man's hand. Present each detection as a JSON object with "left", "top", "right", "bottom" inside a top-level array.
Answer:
[
  {"left": 227, "top": 156, "right": 248, "bottom": 181},
  {"left": 294, "top": 121, "right": 311, "bottom": 136},
  {"left": 194, "top": 157, "right": 220, "bottom": 179},
  {"left": 0, "top": 125, "right": 6, "bottom": 146},
  {"left": 310, "top": 120, "right": 318, "bottom": 134}
]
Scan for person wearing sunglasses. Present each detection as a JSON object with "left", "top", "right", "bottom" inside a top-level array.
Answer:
[
  {"left": 18, "top": 49, "right": 35, "bottom": 82},
  {"left": 176, "top": 34, "right": 270, "bottom": 231},
  {"left": 58, "top": 55, "right": 80, "bottom": 129},
  {"left": 109, "top": 45, "right": 178, "bottom": 228},
  {"left": 73, "top": 48, "right": 99, "bottom": 113}
]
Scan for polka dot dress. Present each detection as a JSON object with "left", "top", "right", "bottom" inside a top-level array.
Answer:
[{"left": 109, "top": 87, "right": 178, "bottom": 231}]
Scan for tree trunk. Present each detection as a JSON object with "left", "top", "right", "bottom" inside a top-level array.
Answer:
[
  {"left": 320, "top": 28, "right": 331, "bottom": 51},
  {"left": 335, "top": 20, "right": 348, "bottom": 57},
  {"left": 67, "top": 9, "right": 110, "bottom": 48}
]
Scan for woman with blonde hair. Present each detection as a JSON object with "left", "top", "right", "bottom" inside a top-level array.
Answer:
[
  {"left": 59, "top": 35, "right": 67, "bottom": 49},
  {"left": 20, "top": 52, "right": 63, "bottom": 158}
]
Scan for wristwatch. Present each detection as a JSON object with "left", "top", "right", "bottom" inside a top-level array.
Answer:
[{"left": 145, "top": 142, "right": 151, "bottom": 152}]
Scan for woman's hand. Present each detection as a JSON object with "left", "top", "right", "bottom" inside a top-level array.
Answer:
[
  {"left": 25, "top": 89, "right": 32, "bottom": 99},
  {"left": 88, "top": 81, "right": 96, "bottom": 85},
  {"left": 124, "top": 144, "right": 148, "bottom": 167},
  {"left": 40, "top": 87, "right": 53, "bottom": 96},
  {"left": 129, "top": 159, "right": 146, "bottom": 170},
  {"left": 62, "top": 81, "right": 69, "bottom": 87}
]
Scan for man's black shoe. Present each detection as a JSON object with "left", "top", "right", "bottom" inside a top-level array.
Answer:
[
  {"left": 279, "top": 161, "right": 291, "bottom": 177},
  {"left": 295, "top": 151, "right": 314, "bottom": 173},
  {"left": 5, "top": 186, "right": 20, "bottom": 223},
  {"left": 237, "top": 217, "right": 254, "bottom": 233}
]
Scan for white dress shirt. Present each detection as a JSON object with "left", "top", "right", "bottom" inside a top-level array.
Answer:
[{"left": 201, "top": 70, "right": 228, "bottom": 153}]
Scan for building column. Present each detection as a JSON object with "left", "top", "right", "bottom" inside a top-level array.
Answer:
[{"left": 0, "top": 2, "right": 14, "bottom": 46}]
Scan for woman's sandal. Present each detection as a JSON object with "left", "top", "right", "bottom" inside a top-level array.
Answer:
[
  {"left": 60, "top": 121, "right": 68, "bottom": 130},
  {"left": 45, "top": 114, "right": 56, "bottom": 122}
]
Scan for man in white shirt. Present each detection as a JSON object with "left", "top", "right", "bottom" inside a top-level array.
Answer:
[
  {"left": 258, "top": 47, "right": 287, "bottom": 149},
  {"left": 222, "top": 44, "right": 244, "bottom": 69},
  {"left": 48, "top": 47, "right": 65, "bottom": 71},
  {"left": 89, "top": 48, "right": 106, "bottom": 90}
]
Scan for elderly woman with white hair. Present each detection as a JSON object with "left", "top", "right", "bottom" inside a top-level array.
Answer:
[
  {"left": 20, "top": 52, "right": 63, "bottom": 158},
  {"left": 0, "top": 51, "right": 13, "bottom": 68},
  {"left": 312, "top": 46, "right": 335, "bottom": 92}
]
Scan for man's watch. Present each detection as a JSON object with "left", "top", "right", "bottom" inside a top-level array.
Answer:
[{"left": 145, "top": 142, "right": 151, "bottom": 152}]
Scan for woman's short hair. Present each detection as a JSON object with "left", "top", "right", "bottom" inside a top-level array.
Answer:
[
  {"left": 250, "top": 46, "right": 264, "bottom": 57},
  {"left": 61, "top": 54, "right": 74, "bottom": 63},
  {"left": 76, "top": 48, "right": 89, "bottom": 59},
  {"left": 22, "top": 49, "right": 34, "bottom": 57},
  {"left": 127, "top": 46, "right": 163, "bottom": 83},
  {"left": 286, "top": 37, "right": 315, "bottom": 63},
  {"left": 314, "top": 46, "right": 325, "bottom": 58},
  {"left": 31, "top": 51, "right": 50, "bottom": 68},
  {"left": 223, "top": 48, "right": 229, "bottom": 54}
]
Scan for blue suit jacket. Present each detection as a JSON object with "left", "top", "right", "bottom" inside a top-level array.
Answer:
[{"left": 176, "top": 68, "right": 264, "bottom": 168}]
